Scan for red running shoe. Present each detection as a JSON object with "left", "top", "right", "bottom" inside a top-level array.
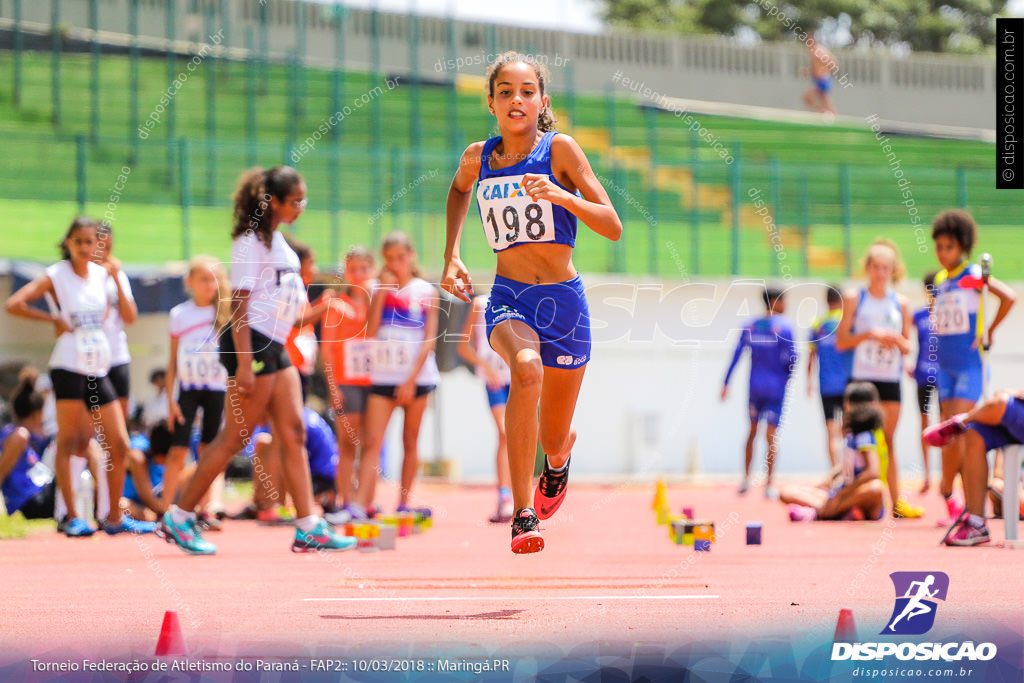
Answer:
[
  {"left": 534, "top": 456, "right": 570, "bottom": 520},
  {"left": 510, "top": 508, "right": 544, "bottom": 554}
]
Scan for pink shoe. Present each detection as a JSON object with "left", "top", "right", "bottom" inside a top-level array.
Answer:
[
  {"left": 935, "top": 494, "right": 965, "bottom": 527},
  {"left": 943, "top": 520, "right": 990, "bottom": 546},
  {"left": 923, "top": 415, "right": 968, "bottom": 447},
  {"left": 788, "top": 503, "right": 817, "bottom": 522}
]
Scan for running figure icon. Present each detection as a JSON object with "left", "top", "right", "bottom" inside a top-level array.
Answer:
[{"left": 887, "top": 574, "right": 939, "bottom": 632}]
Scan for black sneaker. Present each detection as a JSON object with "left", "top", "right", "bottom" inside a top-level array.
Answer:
[
  {"left": 533, "top": 456, "right": 570, "bottom": 520},
  {"left": 511, "top": 508, "right": 544, "bottom": 554},
  {"left": 228, "top": 504, "right": 259, "bottom": 521},
  {"left": 196, "top": 511, "right": 223, "bottom": 532}
]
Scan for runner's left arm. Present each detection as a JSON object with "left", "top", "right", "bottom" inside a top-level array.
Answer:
[{"left": 533, "top": 134, "right": 622, "bottom": 242}]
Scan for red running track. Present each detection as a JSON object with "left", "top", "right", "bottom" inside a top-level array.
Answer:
[{"left": 1, "top": 481, "right": 1021, "bottom": 660}]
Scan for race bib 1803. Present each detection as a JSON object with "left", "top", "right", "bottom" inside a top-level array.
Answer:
[{"left": 477, "top": 174, "right": 555, "bottom": 252}]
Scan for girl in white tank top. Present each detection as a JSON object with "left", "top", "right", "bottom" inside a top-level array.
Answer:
[
  {"left": 5, "top": 218, "right": 147, "bottom": 535},
  {"left": 836, "top": 239, "right": 921, "bottom": 521}
]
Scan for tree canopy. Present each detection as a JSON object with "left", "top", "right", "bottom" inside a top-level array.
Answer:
[{"left": 598, "top": 0, "right": 1005, "bottom": 54}]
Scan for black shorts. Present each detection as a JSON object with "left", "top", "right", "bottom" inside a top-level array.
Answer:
[
  {"left": 17, "top": 482, "right": 56, "bottom": 520},
  {"left": 917, "top": 383, "right": 938, "bottom": 415},
  {"left": 108, "top": 363, "right": 131, "bottom": 400},
  {"left": 171, "top": 388, "right": 226, "bottom": 447},
  {"left": 219, "top": 328, "right": 291, "bottom": 378},
  {"left": 148, "top": 422, "right": 173, "bottom": 457},
  {"left": 854, "top": 379, "right": 901, "bottom": 403},
  {"left": 312, "top": 474, "right": 336, "bottom": 497},
  {"left": 820, "top": 394, "right": 844, "bottom": 421},
  {"left": 50, "top": 368, "right": 119, "bottom": 408},
  {"left": 369, "top": 384, "right": 436, "bottom": 400},
  {"left": 338, "top": 384, "right": 370, "bottom": 415}
]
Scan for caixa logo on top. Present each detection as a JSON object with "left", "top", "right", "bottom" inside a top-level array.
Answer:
[{"left": 832, "top": 572, "right": 998, "bottom": 662}]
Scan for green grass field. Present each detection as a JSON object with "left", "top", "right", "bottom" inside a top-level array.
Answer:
[
  {"left": 0, "top": 49, "right": 1008, "bottom": 277},
  {"left": 0, "top": 511, "right": 57, "bottom": 539},
  {"left": 6, "top": 197, "right": 1018, "bottom": 280}
]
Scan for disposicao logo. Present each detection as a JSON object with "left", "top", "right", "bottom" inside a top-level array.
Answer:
[
  {"left": 882, "top": 571, "right": 948, "bottom": 635},
  {"left": 831, "top": 571, "right": 997, "bottom": 663}
]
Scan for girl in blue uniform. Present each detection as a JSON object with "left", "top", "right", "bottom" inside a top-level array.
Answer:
[
  {"left": 441, "top": 52, "right": 622, "bottom": 553},
  {"left": 910, "top": 271, "right": 940, "bottom": 494},
  {"left": 929, "top": 210, "right": 1016, "bottom": 540},
  {"left": 781, "top": 382, "right": 885, "bottom": 522},
  {"left": 0, "top": 371, "right": 55, "bottom": 520}
]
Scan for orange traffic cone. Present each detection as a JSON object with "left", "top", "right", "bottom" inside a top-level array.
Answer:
[
  {"left": 652, "top": 479, "right": 667, "bottom": 511},
  {"left": 155, "top": 610, "right": 188, "bottom": 656},
  {"left": 833, "top": 608, "right": 857, "bottom": 643}
]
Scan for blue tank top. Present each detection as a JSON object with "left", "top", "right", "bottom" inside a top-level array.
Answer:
[
  {"left": 809, "top": 309, "right": 852, "bottom": 397},
  {"left": 476, "top": 131, "right": 577, "bottom": 253},
  {"left": 724, "top": 315, "right": 798, "bottom": 401},
  {"left": 304, "top": 408, "right": 339, "bottom": 481},
  {"left": 123, "top": 460, "right": 165, "bottom": 504},
  {"left": 933, "top": 262, "right": 983, "bottom": 371},
  {"left": 0, "top": 424, "right": 48, "bottom": 513},
  {"left": 842, "top": 430, "right": 877, "bottom": 486},
  {"left": 912, "top": 306, "right": 939, "bottom": 385}
]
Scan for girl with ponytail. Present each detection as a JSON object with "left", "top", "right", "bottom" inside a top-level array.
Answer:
[{"left": 159, "top": 167, "right": 354, "bottom": 555}]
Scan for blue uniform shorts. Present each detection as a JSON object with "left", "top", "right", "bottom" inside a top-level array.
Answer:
[
  {"left": 971, "top": 396, "right": 1024, "bottom": 451},
  {"left": 486, "top": 384, "right": 511, "bottom": 408},
  {"left": 485, "top": 274, "right": 591, "bottom": 370},
  {"left": 749, "top": 395, "right": 784, "bottom": 427},
  {"left": 936, "top": 365, "right": 984, "bottom": 403}
]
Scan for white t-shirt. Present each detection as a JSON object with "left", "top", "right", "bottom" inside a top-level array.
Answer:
[
  {"left": 103, "top": 270, "right": 134, "bottom": 366},
  {"left": 45, "top": 260, "right": 112, "bottom": 377},
  {"left": 473, "top": 295, "right": 511, "bottom": 385},
  {"left": 229, "top": 230, "right": 305, "bottom": 345},
  {"left": 369, "top": 277, "right": 440, "bottom": 387},
  {"left": 169, "top": 300, "right": 227, "bottom": 392}
]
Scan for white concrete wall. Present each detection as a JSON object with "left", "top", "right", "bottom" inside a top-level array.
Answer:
[
  {"left": 431, "top": 275, "right": 1024, "bottom": 482},
  {"left": 7, "top": 272, "right": 1022, "bottom": 482}
]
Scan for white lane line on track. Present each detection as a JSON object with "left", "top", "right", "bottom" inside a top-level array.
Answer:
[{"left": 302, "top": 595, "right": 719, "bottom": 602}]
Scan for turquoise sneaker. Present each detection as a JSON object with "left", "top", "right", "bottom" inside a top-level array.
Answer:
[
  {"left": 158, "top": 512, "right": 216, "bottom": 555},
  {"left": 292, "top": 519, "right": 357, "bottom": 552}
]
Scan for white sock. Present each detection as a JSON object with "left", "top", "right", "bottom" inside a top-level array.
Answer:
[
  {"left": 296, "top": 515, "right": 320, "bottom": 532},
  {"left": 546, "top": 455, "right": 569, "bottom": 474},
  {"left": 968, "top": 513, "right": 985, "bottom": 528},
  {"left": 170, "top": 505, "right": 194, "bottom": 525}
]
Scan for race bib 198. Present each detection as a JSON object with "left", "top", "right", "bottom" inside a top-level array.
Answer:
[{"left": 477, "top": 174, "right": 555, "bottom": 252}]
